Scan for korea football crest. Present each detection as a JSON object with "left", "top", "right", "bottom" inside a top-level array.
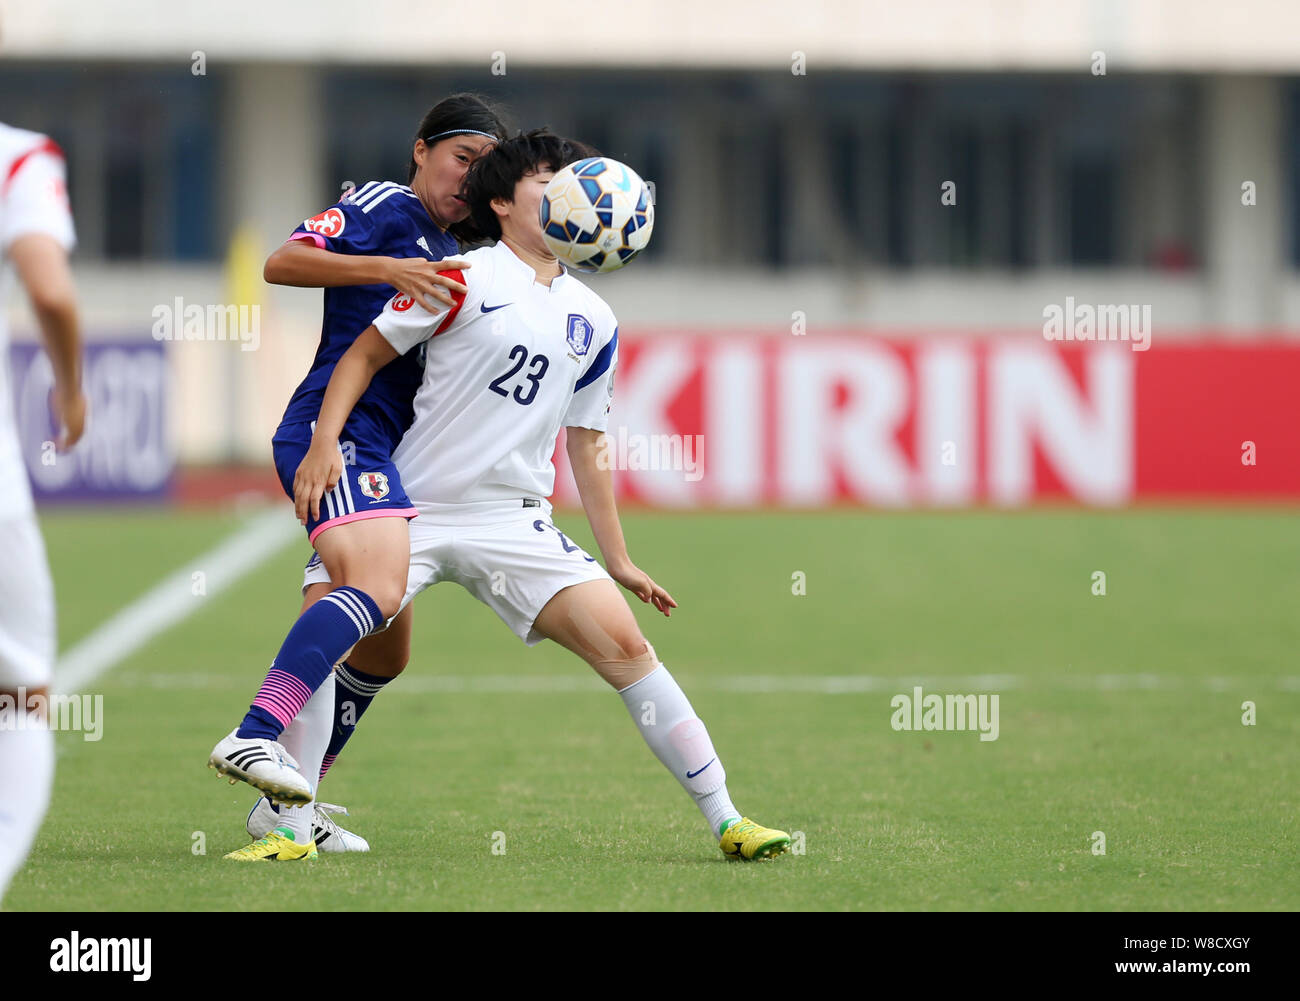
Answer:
[
  {"left": 358, "top": 471, "right": 390, "bottom": 500},
  {"left": 566, "top": 314, "right": 594, "bottom": 357}
]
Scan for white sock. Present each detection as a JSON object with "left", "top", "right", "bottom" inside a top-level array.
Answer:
[
  {"left": 617, "top": 664, "right": 741, "bottom": 836},
  {"left": 0, "top": 714, "right": 54, "bottom": 902},
  {"left": 274, "top": 672, "right": 335, "bottom": 843}
]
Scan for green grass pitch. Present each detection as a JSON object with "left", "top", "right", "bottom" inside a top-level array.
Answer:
[{"left": 7, "top": 506, "right": 1299, "bottom": 910}]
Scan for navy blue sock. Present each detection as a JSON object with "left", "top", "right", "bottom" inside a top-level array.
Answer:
[
  {"left": 317, "top": 661, "right": 394, "bottom": 779},
  {"left": 236, "top": 586, "right": 383, "bottom": 740}
]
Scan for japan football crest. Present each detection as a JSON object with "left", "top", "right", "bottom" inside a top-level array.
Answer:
[
  {"left": 566, "top": 314, "right": 593, "bottom": 356},
  {"left": 358, "top": 471, "right": 390, "bottom": 500}
]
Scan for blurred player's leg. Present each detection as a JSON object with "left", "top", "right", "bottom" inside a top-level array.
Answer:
[
  {"left": 0, "top": 515, "right": 57, "bottom": 901},
  {"left": 0, "top": 693, "right": 53, "bottom": 898},
  {"left": 533, "top": 579, "right": 790, "bottom": 860}
]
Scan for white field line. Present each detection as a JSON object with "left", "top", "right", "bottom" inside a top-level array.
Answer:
[
  {"left": 48, "top": 505, "right": 1297, "bottom": 699},
  {"left": 55, "top": 507, "right": 300, "bottom": 694},
  {"left": 103, "top": 671, "right": 1300, "bottom": 695}
]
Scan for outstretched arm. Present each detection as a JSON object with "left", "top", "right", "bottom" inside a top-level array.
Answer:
[
  {"left": 567, "top": 426, "right": 677, "bottom": 617},
  {"left": 294, "top": 327, "right": 399, "bottom": 523},
  {"left": 265, "top": 239, "right": 469, "bottom": 310}
]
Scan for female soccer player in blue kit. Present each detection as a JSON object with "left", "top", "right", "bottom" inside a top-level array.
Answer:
[{"left": 208, "top": 95, "right": 506, "bottom": 856}]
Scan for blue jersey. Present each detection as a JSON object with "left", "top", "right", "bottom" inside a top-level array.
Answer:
[{"left": 278, "top": 180, "right": 459, "bottom": 450}]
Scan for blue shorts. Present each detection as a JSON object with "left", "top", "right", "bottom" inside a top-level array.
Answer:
[{"left": 272, "top": 420, "right": 417, "bottom": 544}]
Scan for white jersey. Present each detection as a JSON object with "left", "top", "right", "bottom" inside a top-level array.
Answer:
[
  {"left": 375, "top": 240, "right": 618, "bottom": 518},
  {"left": 0, "top": 123, "right": 76, "bottom": 519}
]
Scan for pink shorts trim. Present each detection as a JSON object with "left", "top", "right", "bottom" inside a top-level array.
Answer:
[
  {"left": 287, "top": 232, "right": 327, "bottom": 249},
  {"left": 308, "top": 507, "right": 418, "bottom": 545}
]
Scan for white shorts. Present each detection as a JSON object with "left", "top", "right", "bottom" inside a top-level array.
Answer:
[
  {"left": 0, "top": 515, "right": 55, "bottom": 688},
  {"left": 303, "top": 505, "right": 612, "bottom": 645}
]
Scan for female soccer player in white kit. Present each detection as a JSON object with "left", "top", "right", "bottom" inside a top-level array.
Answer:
[
  {"left": 0, "top": 122, "right": 86, "bottom": 901},
  {"left": 287, "top": 130, "right": 790, "bottom": 861}
]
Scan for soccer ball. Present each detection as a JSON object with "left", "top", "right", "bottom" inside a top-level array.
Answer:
[{"left": 540, "top": 157, "right": 654, "bottom": 273}]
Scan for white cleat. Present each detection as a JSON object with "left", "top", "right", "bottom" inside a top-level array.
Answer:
[
  {"left": 311, "top": 802, "right": 371, "bottom": 853},
  {"left": 246, "top": 797, "right": 371, "bottom": 853},
  {"left": 209, "top": 729, "right": 312, "bottom": 806}
]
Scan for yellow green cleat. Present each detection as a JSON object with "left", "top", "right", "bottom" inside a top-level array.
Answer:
[
  {"left": 719, "top": 817, "right": 791, "bottom": 861},
  {"left": 222, "top": 829, "right": 318, "bottom": 862}
]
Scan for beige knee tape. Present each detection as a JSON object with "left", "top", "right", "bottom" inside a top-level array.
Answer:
[
  {"left": 558, "top": 601, "right": 630, "bottom": 663},
  {"left": 593, "top": 642, "right": 660, "bottom": 690}
]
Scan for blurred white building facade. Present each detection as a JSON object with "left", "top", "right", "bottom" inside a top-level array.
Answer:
[{"left": 1, "top": 1, "right": 1297, "bottom": 495}]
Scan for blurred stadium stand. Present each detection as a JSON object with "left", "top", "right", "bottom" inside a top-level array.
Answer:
[{"left": 2, "top": 0, "right": 1297, "bottom": 501}]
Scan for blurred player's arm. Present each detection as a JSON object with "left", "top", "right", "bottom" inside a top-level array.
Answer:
[
  {"left": 8, "top": 234, "right": 85, "bottom": 449},
  {"left": 567, "top": 426, "right": 676, "bottom": 616},
  {"left": 264, "top": 239, "right": 469, "bottom": 309},
  {"left": 293, "top": 326, "right": 399, "bottom": 523}
]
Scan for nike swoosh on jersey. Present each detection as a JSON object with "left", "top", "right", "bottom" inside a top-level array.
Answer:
[{"left": 480, "top": 302, "right": 512, "bottom": 313}]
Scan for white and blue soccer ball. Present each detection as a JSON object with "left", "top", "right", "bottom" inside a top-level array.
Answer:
[{"left": 540, "top": 157, "right": 654, "bottom": 273}]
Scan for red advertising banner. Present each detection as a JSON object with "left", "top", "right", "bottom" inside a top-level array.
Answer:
[{"left": 550, "top": 335, "right": 1300, "bottom": 507}]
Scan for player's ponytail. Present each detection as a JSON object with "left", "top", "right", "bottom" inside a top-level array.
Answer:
[{"left": 409, "top": 93, "right": 510, "bottom": 184}]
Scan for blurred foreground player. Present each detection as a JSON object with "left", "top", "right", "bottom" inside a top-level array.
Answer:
[{"left": 0, "top": 123, "right": 86, "bottom": 903}]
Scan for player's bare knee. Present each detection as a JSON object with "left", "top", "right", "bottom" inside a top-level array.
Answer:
[
  {"left": 614, "top": 633, "right": 650, "bottom": 662},
  {"left": 591, "top": 639, "right": 659, "bottom": 690},
  {"left": 345, "top": 580, "right": 404, "bottom": 623},
  {"left": 372, "top": 587, "right": 405, "bottom": 623},
  {"left": 349, "top": 604, "right": 412, "bottom": 677}
]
